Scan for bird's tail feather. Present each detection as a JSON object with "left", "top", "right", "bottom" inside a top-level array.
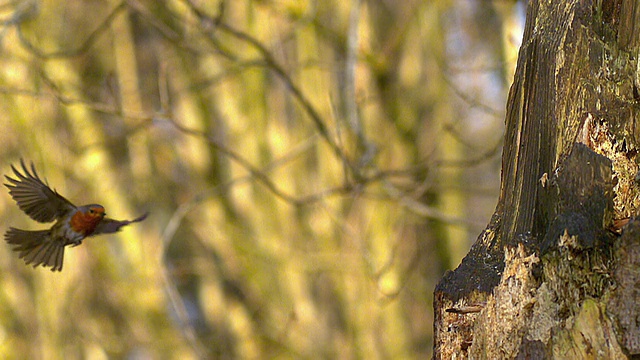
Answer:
[{"left": 4, "top": 228, "right": 65, "bottom": 271}]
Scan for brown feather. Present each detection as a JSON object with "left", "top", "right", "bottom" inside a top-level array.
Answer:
[
  {"left": 4, "top": 228, "right": 65, "bottom": 271},
  {"left": 92, "top": 212, "right": 149, "bottom": 235},
  {"left": 4, "top": 159, "right": 75, "bottom": 223}
]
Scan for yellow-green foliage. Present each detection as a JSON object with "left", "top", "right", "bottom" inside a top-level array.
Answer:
[{"left": 0, "top": 0, "right": 516, "bottom": 358}]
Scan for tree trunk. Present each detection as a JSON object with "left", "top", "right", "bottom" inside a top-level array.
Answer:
[{"left": 433, "top": 1, "right": 640, "bottom": 358}]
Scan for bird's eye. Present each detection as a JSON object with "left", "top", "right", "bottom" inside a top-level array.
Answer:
[{"left": 89, "top": 209, "right": 95, "bottom": 214}]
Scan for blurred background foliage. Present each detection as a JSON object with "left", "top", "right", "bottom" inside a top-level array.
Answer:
[{"left": 0, "top": 0, "right": 523, "bottom": 358}]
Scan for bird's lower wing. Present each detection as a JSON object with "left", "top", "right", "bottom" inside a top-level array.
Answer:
[
  {"left": 5, "top": 228, "right": 65, "bottom": 271},
  {"left": 92, "top": 212, "right": 149, "bottom": 235}
]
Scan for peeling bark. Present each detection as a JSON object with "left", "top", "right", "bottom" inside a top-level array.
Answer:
[{"left": 434, "top": 1, "right": 640, "bottom": 358}]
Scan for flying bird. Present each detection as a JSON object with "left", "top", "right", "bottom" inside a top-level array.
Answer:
[{"left": 4, "top": 160, "right": 148, "bottom": 271}]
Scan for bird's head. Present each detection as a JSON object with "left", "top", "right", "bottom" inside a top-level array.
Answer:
[
  {"left": 71, "top": 204, "right": 106, "bottom": 236},
  {"left": 81, "top": 204, "right": 106, "bottom": 219}
]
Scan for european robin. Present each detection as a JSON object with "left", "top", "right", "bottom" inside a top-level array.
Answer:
[{"left": 4, "top": 160, "right": 147, "bottom": 271}]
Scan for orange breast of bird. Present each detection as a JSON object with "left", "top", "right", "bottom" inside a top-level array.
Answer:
[{"left": 70, "top": 211, "right": 103, "bottom": 236}]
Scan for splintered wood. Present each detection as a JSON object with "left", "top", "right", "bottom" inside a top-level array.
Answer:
[{"left": 577, "top": 113, "right": 640, "bottom": 224}]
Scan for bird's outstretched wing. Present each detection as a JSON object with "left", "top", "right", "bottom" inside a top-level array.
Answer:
[
  {"left": 92, "top": 212, "right": 148, "bottom": 236},
  {"left": 4, "top": 159, "right": 76, "bottom": 223}
]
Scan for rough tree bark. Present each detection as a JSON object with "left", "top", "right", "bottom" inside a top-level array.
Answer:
[{"left": 434, "top": 1, "right": 640, "bottom": 358}]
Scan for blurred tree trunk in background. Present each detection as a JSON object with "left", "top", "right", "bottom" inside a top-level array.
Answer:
[{"left": 434, "top": 0, "right": 640, "bottom": 358}]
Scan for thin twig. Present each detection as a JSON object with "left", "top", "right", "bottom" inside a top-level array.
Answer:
[
  {"left": 181, "top": 0, "right": 357, "bottom": 178},
  {"left": 17, "top": 2, "right": 127, "bottom": 58}
]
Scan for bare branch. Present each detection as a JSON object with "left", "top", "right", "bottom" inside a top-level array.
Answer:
[{"left": 16, "top": 2, "right": 127, "bottom": 58}]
